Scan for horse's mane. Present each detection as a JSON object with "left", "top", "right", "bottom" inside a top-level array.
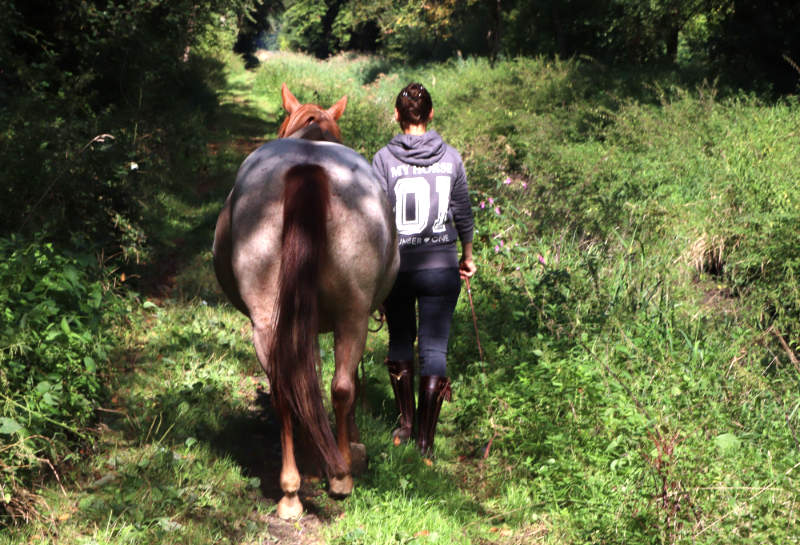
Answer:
[
  {"left": 284, "top": 123, "right": 340, "bottom": 143},
  {"left": 278, "top": 104, "right": 342, "bottom": 143}
]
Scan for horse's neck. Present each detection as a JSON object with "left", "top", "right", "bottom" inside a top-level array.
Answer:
[{"left": 285, "top": 123, "right": 340, "bottom": 143}]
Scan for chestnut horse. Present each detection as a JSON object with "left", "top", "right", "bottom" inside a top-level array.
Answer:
[{"left": 213, "top": 84, "right": 398, "bottom": 519}]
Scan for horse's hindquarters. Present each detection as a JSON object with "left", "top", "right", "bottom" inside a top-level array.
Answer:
[
  {"left": 218, "top": 135, "right": 398, "bottom": 515},
  {"left": 320, "top": 196, "right": 395, "bottom": 321},
  {"left": 212, "top": 192, "right": 250, "bottom": 316}
]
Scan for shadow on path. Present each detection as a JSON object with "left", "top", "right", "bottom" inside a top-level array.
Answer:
[{"left": 209, "top": 382, "right": 345, "bottom": 522}]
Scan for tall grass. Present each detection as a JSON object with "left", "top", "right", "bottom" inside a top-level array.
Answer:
[
  {"left": 263, "top": 54, "right": 800, "bottom": 543},
  {"left": 218, "top": 52, "right": 800, "bottom": 543}
]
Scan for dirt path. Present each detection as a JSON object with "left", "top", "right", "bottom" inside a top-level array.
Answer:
[
  {"left": 214, "top": 379, "right": 340, "bottom": 545},
  {"left": 131, "top": 92, "right": 335, "bottom": 544}
]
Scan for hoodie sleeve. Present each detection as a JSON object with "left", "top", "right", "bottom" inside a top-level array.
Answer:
[
  {"left": 450, "top": 155, "right": 474, "bottom": 245},
  {"left": 371, "top": 150, "right": 390, "bottom": 196}
]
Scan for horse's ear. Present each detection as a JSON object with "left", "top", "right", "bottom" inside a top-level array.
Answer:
[
  {"left": 281, "top": 83, "right": 301, "bottom": 114},
  {"left": 327, "top": 95, "right": 347, "bottom": 121}
]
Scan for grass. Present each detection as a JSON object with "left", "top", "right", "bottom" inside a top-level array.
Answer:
[{"left": 3, "top": 51, "right": 800, "bottom": 544}]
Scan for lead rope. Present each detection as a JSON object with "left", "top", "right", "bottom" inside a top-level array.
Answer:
[
  {"left": 368, "top": 308, "right": 385, "bottom": 332},
  {"left": 361, "top": 309, "right": 386, "bottom": 412},
  {"left": 464, "top": 276, "right": 484, "bottom": 361},
  {"left": 358, "top": 356, "right": 366, "bottom": 411}
]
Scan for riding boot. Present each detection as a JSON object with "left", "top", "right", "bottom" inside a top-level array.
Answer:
[
  {"left": 416, "top": 376, "right": 451, "bottom": 456},
  {"left": 385, "top": 359, "right": 414, "bottom": 445}
]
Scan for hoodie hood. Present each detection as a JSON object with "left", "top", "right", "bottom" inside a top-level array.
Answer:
[{"left": 386, "top": 130, "right": 447, "bottom": 167}]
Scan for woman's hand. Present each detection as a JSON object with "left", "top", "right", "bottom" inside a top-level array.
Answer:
[
  {"left": 459, "top": 241, "right": 476, "bottom": 279},
  {"left": 459, "top": 257, "right": 476, "bottom": 279}
]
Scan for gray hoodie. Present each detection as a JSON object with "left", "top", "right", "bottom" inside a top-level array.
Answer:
[{"left": 372, "top": 130, "right": 474, "bottom": 272}]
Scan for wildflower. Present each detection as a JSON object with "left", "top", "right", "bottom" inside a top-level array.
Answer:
[
  {"left": 538, "top": 254, "right": 546, "bottom": 265},
  {"left": 494, "top": 245, "right": 500, "bottom": 252},
  {"left": 495, "top": 206, "right": 501, "bottom": 215},
  {"left": 480, "top": 201, "right": 485, "bottom": 209},
  {"left": 522, "top": 182, "right": 528, "bottom": 189},
  {"left": 503, "top": 177, "right": 512, "bottom": 185},
  {"left": 129, "top": 162, "right": 139, "bottom": 171},
  {"left": 489, "top": 197, "right": 494, "bottom": 204}
]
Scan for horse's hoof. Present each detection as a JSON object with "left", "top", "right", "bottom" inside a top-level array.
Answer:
[
  {"left": 392, "top": 428, "right": 412, "bottom": 446},
  {"left": 350, "top": 442, "right": 368, "bottom": 476},
  {"left": 329, "top": 474, "right": 353, "bottom": 497},
  {"left": 277, "top": 493, "right": 303, "bottom": 520}
]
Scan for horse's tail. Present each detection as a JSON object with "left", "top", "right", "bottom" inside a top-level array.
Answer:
[{"left": 268, "top": 163, "right": 346, "bottom": 477}]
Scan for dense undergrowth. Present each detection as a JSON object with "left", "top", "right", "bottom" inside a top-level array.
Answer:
[
  {"left": 0, "top": 1, "right": 246, "bottom": 522},
  {"left": 2, "top": 50, "right": 799, "bottom": 544},
  {"left": 0, "top": 238, "right": 120, "bottom": 519},
  {"left": 275, "top": 53, "right": 800, "bottom": 544}
]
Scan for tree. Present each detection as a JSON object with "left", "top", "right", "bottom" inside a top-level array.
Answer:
[
  {"left": 234, "top": 0, "right": 285, "bottom": 59},
  {"left": 710, "top": 0, "right": 800, "bottom": 92},
  {"left": 0, "top": 0, "right": 258, "bottom": 240}
]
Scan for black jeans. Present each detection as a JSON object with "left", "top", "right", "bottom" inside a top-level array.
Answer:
[{"left": 384, "top": 267, "right": 461, "bottom": 377}]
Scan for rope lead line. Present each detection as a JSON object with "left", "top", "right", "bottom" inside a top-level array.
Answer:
[{"left": 465, "top": 276, "right": 484, "bottom": 361}]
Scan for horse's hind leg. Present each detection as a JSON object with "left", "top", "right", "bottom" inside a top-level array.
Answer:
[
  {"left": 276, "top": 408, "right": 303, "bottom": 518},
  {"left": 253, "top": 323, "right": 303, "bottom": 519},
  {"left": 329, "top": 314, "right": 368, "bottom": 496}
]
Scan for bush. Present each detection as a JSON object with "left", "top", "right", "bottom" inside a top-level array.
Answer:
[
  {"left": 0, "top": 0, "right": 252, "bottom": 252},
  {"left": 0, "top": 236, "right": 126, "bottom": 521},
  {"left": 0, "top": 2, "right": 258, "bottom": 523},
  {"left": 292, "top": 53, "right": 799, "bottom": 541}
]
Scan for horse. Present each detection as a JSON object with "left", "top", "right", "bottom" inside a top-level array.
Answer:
[{"left": 212, "top": 84, "right": 399, "bottom": 519}]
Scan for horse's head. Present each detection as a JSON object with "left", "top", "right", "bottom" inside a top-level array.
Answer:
[{"left": 278, "top": 83, "right": 347, "bottom": 143}]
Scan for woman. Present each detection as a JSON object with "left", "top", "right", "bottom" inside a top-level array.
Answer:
[{"left": 372, "top": 82, "right": 476, "bottom": 455}]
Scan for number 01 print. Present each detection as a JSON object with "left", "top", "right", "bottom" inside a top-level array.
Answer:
[{"left": 394, "top": 176, "right": 451, "bottom": 235}]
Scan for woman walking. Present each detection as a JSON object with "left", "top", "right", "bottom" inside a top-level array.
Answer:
[{"left": 372, "top": 82, "right": 476, "bottom": 455}]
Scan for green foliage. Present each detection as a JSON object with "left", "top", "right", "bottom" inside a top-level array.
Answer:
[
  {"left": 0, "top": 237, "right": 124, "bottom": 520},
  {"left": 417, "top": 56, "right": 800, "bottom": 543},
  {"left": 4, "top": 45, "right": 800, "bottom": 543},
  {"left": 279, "top": 0, "right": 331, "bottom": 56},
  {"left": 262, "top": 0, "right": 799, "bottom": 93},
  {"left": 0, "top": 0, "right": 255, "bottom": 251},
  {"left": 0, "top": 0, "right": 256, "bottom": 524},
  {"left": 271, "top": 0, "right": 486, "bottom": 61},
  {"left": 5, "top": 294, "right": 271, "bottom": 541}
]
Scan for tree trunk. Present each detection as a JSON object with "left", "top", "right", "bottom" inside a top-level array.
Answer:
[
  {"left": 487, "top": 0, "right": 502, "bottom": 67},
  {"left": 666, "top": 27, "right": 679, "bottom": 63},
  {"left": 552, "top": 3, "right": 566, "bottom": 58}
]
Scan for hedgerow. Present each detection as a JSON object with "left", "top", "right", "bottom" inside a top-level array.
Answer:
[
  {"left": 0, "top": 237, "right": 127, "bottom": 521},
  {"left": 0, "top": 0, "right": 257, "bottom": 524}
]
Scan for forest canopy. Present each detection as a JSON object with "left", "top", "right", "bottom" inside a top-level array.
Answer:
[
  {"left": 240, "top": 0, "right": 800, "bottom": 92},
  {"left": 1, "top": 0, "right": 797, "bottom": 247}
]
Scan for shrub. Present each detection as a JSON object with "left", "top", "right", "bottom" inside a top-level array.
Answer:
[{"left": 0, "top": 236, "right": 127, "bottom": 522}]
